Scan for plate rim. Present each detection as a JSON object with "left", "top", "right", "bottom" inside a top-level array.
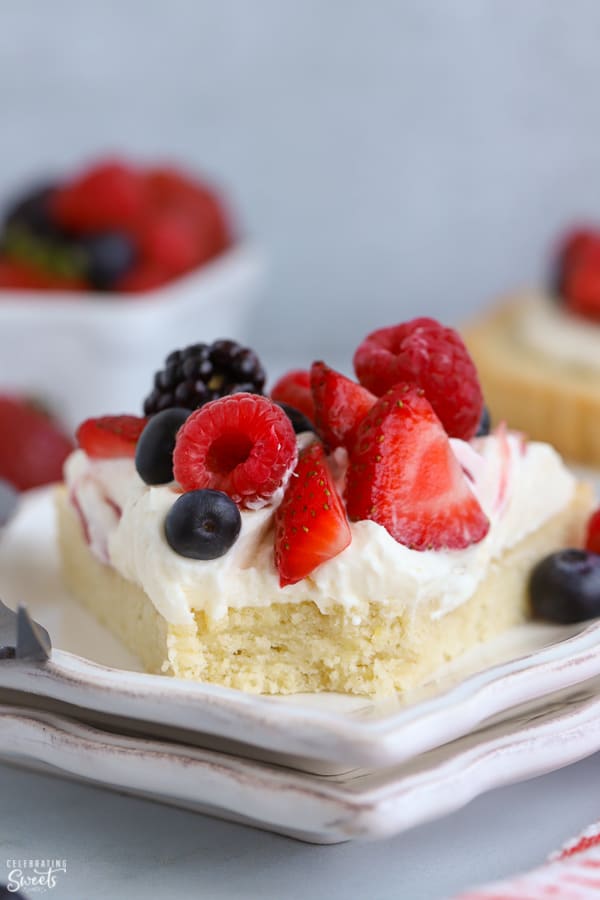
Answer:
[{"left": 3, "top": 680, "right": 600, "bottom": 843}]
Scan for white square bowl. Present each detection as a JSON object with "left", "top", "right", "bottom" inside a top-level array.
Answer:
[{"left": 0, "top": 242, "right": 265, "bottom": 428}]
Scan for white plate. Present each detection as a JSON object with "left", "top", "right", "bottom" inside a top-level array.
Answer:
[
  {"left": 3, "top": 677, "right": 600, "bottom": 844},
  {"left": 2, "top": 488, "right": 600, "bottom": 775}
]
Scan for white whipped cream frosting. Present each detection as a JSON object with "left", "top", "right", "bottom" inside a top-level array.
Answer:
[
  {"left": 517, "top": 293, "right": 600, "bottom": 375},
  {"left": 64, "top": 432, "right": 575, "bottom": 627}
]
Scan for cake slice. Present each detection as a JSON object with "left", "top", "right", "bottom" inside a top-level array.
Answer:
[
  {"left": 463, "top": 227, "right": 600, "bottom": 466},
  {"left": 57, "top": 325, "right": 595, "bottom": 695}
]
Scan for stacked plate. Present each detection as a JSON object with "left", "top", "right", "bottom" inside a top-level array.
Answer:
[{"left": 2, "top": 488, "right": 600, "bottom": 844}]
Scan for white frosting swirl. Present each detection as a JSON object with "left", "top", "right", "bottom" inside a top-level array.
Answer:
[
  {"left": 64, "top": 432, "right": 575, "bottom": 627},
  {"left": 517, "top": 294, "right": 600, "bottom": 374}
]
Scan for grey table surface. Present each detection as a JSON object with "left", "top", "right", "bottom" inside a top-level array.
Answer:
[{"left": 1, "top": 753, "right": 599, "bottom": 900}]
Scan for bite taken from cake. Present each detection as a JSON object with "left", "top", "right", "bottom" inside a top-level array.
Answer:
[{"left": 57, "top": 322, "right": 595, "bottom": 695}]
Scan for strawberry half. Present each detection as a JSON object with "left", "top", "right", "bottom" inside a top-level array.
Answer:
[
  {"left": 76, "top": 415, "right": 147, "bottom": 459},
  {"left": 274, "top": 442, "right": 351, "bottom": 586},
  {"left": 310, "top": 361, "right": 376, "bottom": 451},
  {"left": 270, "top": 369, "right": 315, "bottom": 423},
  {"left": 345, "top": 384, "right": 490, "bottom": 551},
  {"left": 0, "top": 395, "right": 73, "bottom": 491}
]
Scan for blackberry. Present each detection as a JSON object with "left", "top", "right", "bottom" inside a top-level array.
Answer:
[{"left": 143, "top": 339, "right": 266, "bottom": 415}]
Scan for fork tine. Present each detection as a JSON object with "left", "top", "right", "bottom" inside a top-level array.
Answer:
[{"left": 16, "top": 606, "right": 51, "bottom": 661}]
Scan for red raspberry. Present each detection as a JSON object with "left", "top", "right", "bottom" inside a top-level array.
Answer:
[
  {"left": 139, "top": 212, "right": 200, "bottom": 276},
  {"left": 144, "top": 167, "right": 232, "bottom": 258},
  {"left": 52, "top": 160, "right": 146, "bottom": 235},
  {"left": 173, "top": 393, "right": 297, "bottom": 509},
  {"left": 353, "top": 317, "right": 483, "bottom": 440},
  {"left": 0, "top": 395, "right": 73, "bottom": 491},
  {"left": 76, "top": 415, "right": 148, "bottom": 458},
  {"left": 345, "top": 384, "right": 489, "bottom": 550},
  {"left": 270, "top": 370, "right": 315, "bottom": 423},
  {"left": 585, "top": 509, "right": 600, "bottom": 555}
]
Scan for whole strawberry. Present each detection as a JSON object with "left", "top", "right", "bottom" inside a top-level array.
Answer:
[
  {"left": 353, "top": 317, "right": 484, "bottom": 440},
  {"left": 0, "top": 396, "right": 74, "bottom": 490}
]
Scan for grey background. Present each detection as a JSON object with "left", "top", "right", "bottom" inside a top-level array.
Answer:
[{"left": 2, "top": 0, "right": 600, "bottom": 365}]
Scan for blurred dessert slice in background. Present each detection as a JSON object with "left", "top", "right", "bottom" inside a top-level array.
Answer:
[{"left": 463, "top": 227, "right": 600, "bottom": 466}]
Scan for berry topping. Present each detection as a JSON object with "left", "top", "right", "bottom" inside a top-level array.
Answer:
[
  {"left": 143, "top": 340, "right": 266, "bottom": 416},
  {"left": 79, "top": 232, "right": 137, "bottom": 290},
  {"left": 172, "top": 393, "right": 297, "bottom": 508},
  {"left": 165, "top": 489, "right": 241, "bottom": 560},
  {"left": 139, "top": 212, "right": 201, "bottom": 276},
  {"left": 353, "top": 317, "right": 484, "bottom": 440},
  {"left": 135, "top": 408, "right": 189, "bottom": 485},
  {"left": 585, "top": 509, "right": 600, "bottom": 555},
  {"left": 143, "top": 166, "right": 232, "bottom": 260},
  {"left": 0, "top": 396, "right": 73, "bottom": 491},
  {"left": 563, "top": 254, "right": 600, "bottom": 322},
  {"left": 529, "top": 549, "right": 600, "bottom": 624},
  {"left": 51, "top": 160, "right": 146, "bottom": 235},
  {"left": 345, "top": 383, "right": 490, "bottom": 550},
  {"left": 475, "top": 405, "right": 491, "bottom": 437},
  {"left": 270, "top": 370, "right": 315, "bottom": 424},
  {"left": 274, "top": 401, "right": 317, "bottom": 435},
  {"left": 76, "top": 415, "right": 147, "bottom": 459},
  {"left": 552, "top": 226, "right": 600, "bottom": 301},
  {"left": 274, "top": 442, "right": 351, "bottom": 586},
  {"left": 310, "top": 361, "right": 376, "bottom": 451}
]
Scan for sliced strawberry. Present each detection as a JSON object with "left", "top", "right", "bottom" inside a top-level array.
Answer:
[
  {"left": 270, "top": 370, "right": 315, "bottom": 423},
  {"left": 0, "top": 395, "right": 73, "bottom": 491},
  {"left": 274, "top": 442, "right": 351, "bottom": 586},
  {"left": 310, "top": 361, "right": 376, "bottom": 451},
  {"left": 76, "top": 415, "right": 147, "bottom": 459},
  {"left": 345, "top": 384, "right": 490, "bottom": 551}
]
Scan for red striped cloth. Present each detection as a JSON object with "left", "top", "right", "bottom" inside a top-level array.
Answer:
[{"left": 456, "top": 822, "right": 600, "bottom": 899}]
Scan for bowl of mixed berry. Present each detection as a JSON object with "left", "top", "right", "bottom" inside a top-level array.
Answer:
[{"left": 0, "top": 157, "right": 264, "bottom": 426}]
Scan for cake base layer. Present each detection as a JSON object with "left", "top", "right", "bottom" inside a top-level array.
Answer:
[
  {"left": 56, "top": 484, "right": 593, "bottom": 695},
  {"left": 463, "top": 299, "right": 600, "bottom": 465}
]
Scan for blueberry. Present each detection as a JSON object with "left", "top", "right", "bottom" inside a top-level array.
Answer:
[
  {"left": 135, "top": 408, "right": 189, "bottom": 485},
  {"left": 164, "top": 489, "right": 241, "bottom": 560},
  {"left": 475, "top": 406, "right": 491, "bottom": 437},
  {"left": 275, "top": 401, "right": 316, "bottom": 435},
  {"left": 80, "top": 232, "right": 136, "bottom": 290},
  {"left": 529, "top": 549, "right": 600, "bottom": 624}
]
